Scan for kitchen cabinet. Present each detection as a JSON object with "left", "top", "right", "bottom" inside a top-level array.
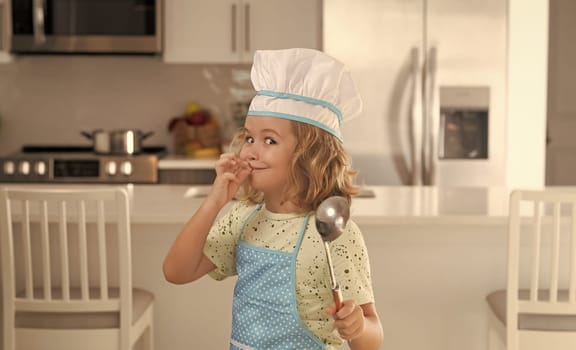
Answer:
[
  {"left": 157, "top": 156, "right": 216, "bottom": 184},
  {"left": 0, "top": 0, "right": 12, "bottom": 62},
  {"left": 163, "top": 0, "right": 322, "bottom": 63}
]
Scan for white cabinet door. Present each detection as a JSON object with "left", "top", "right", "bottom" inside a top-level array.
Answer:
[
  {"left": 164, "top": 0, "right": 321, "bottom": 63},
  {"left": 242, "top": 0, "right": 321, "bottom": 63},
  {"left": 164, "top": 0, "right": 240, "bottom": 63}
]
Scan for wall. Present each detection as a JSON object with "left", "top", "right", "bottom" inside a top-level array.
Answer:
[{"left": 0, "top": 56, "right": 253, "bottom": 154}]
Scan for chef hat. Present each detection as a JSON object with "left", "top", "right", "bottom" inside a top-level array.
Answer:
[{"left": 248, "top": 48, "right": 363, "bottom": 142}]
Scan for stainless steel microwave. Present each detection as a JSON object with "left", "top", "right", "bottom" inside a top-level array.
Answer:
[{"left": 11, "top": 0, "right": 162, "bottom": 54}]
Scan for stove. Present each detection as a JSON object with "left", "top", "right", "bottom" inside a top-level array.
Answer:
[{"left": 0, "top": 145, "right": 166, "bottom": 184}]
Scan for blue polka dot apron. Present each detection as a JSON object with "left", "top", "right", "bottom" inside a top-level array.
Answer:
[{"left": 230, "top": 206, "right": 326, "bottom": 350}]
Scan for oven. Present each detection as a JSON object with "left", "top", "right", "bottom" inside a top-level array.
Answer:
[{"left": 0, "top": 145, "right": 165, "bottom": 184}]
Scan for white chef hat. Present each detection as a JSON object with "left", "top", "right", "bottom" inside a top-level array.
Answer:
[{"left": 248, "top": 48, "right": 363, "bottom": 142}]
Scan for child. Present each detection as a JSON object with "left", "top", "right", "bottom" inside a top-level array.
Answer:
[{"left": 163, "top": 48, "right": 383, "bottom": 349}]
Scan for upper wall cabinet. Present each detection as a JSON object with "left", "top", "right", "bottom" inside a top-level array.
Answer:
[{"left": 164, "top": 0, "right": 322, "bottom": 63}]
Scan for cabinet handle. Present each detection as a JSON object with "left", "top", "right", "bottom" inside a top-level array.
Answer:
[
  {"left": 244, "top": 4, "right": 250, "bottom": 52},
  {"left": 231, "top": 4, "right": 237, "bottom": 52}
]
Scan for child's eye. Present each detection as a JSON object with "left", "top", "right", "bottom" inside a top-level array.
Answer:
[
  {"left": 264, "top": 137, "right": 276, "bottom": 145},
  {"left": 245, "top": 136, "right": 254, "bottom": 144}
]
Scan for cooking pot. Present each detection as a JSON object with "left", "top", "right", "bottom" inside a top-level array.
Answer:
[{"left": 81, "top": 129, "right": 154, "bottom": 155}]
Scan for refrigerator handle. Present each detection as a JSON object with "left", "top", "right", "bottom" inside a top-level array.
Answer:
[
  {"left": 425, "top": 46, "right": 439, "bottom": 185},
  {"left": 33, "top": 0, "right": 46, "bottom": 45},
  {"left": 410, "top": 47, "right": 423, "bottom": 186}
]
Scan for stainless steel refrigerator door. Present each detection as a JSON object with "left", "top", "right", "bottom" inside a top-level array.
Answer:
[
  {"left": 324, "top": 0, "right": 507, "bottom": 187},
  {"left": 325, "top": 0, "right": 424, "bottom": 185}
]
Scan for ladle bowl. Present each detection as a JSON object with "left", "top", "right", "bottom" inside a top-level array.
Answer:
[
  {"left": 315, "top": 196, "right": 350, "bottom": 241},
  {"left": 314, "top": 196, "right": 350, "bottom": 310}
]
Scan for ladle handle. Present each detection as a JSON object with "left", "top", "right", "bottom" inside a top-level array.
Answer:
[{"left": 333, "top": 284, "right": 343, "bottom": 311}]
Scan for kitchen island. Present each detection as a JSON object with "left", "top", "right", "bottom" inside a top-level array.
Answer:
[
  {"left": 128, "top": 185, "right": 514, "bottom": 350},
  {"left": 0, "top": 184, "right": 547, "bottom": 350}
]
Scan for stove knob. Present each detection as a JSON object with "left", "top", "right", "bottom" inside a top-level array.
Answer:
[
  {"left": 120, "top": 161, "right": 133, "bottom": 176},
  {"left": 3, "top": 161, "right": 16, "bottom": 175},
  {"left": 35, "top": 161, "right": 47, "bottom": 175},
  {"left": 19, "top": 161, "right": 31, "bottom": 175},
  {"left": 106, "top": 161, "right": 118, "bottom": 176}
]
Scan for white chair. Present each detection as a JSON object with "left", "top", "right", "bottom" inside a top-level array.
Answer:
[
  {"left": 1, "top": 187, "right": 154, "bottom": 350},
  {"left": 486, "top": 189, "right": 576, "bottom": 350}
]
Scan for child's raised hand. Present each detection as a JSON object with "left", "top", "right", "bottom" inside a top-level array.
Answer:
[
  {"left": 326, "top": 299, "right": 366, "bottom": 341},
  {"left": 208, "top": 153, "right": 252, "bottom": 207}
]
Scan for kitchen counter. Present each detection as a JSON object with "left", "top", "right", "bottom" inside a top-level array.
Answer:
[
  {"left": 1, "top": 184, "right": 553, "bottom": 225},
  {"left": 126, "top": 185, "right": 516, "bottom": 225},
  {"left": 0, "top": 184, "right": 564, "bottom": 350},
  {"left": 2, "top": 184, "right": 517, "bottom": 225},
  {"left": 126, "top": 185, "right": 517, "bottom": 350},
  {"left": 157, "top": 155, "right": 217, "bottom": 170}
]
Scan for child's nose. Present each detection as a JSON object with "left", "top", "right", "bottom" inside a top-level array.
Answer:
[
  {"left": 242, "top": 144, "right": 258, "bottom": 161},
  {"left": 247, "top": 152, "right": 257, "bottom": 161}
]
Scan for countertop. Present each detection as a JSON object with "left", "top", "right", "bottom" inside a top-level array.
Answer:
[
  {"left": 1, "top": 184, "right": 530, "bottom": 225},
  {"left": 126, "top": 185, "right": 518, "bottom": 225},
  {"left": 158, "top": 156, "right": 217, "bottom": 170}
]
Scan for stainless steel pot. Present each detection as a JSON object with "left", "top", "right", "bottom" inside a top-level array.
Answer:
[{"left": 81, "top": 129, "right": 154, "bottom": 155}]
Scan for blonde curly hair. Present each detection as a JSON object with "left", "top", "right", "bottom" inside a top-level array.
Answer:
[{"left": 229, "top": 120, "right": 359, "bottom": 212}]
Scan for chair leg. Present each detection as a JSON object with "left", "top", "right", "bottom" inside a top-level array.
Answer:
[
  {"left": 144, "top": 306, "right": 154, "bottom": 350},
  {"left": 488, "top": 325, "right": 504, "bottom": 350},
  {"left": 142, "top": 324, "right": 154, "bottom": 350},
  {"left": 486, "top": 303, "right": 505, "bottom": 350},
  {"left": 3, "top": 312, "right": 15, "bottom": 350}
]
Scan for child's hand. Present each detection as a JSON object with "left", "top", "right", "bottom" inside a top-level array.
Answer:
[
  {"left": 208, "top": 153, "right": 252, "bottom": 207},
  {"left": 326, "top": 299, "right": 366, "bottom": 341}
]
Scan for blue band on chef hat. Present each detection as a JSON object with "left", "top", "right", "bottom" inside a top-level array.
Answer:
[
  {"left": 246, "top": 110, "right": 342, "bottom": 142},
  {"left": 256, "top": 90, "right": 343, "bottom": 124}
]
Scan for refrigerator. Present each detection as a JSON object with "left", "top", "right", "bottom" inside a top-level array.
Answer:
[{"left": 324, "top": 0, "right": 508, "bottom": 186}]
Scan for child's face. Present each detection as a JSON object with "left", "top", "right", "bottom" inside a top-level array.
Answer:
[{"left": 239, "top": 116, "right": 297, "bottom": 196}]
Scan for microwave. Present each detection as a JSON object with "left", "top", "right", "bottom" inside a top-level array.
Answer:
[{"left": 11, "top": 0, "right": 162, "bottom": 54}]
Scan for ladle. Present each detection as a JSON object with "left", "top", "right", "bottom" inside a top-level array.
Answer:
[{"left": 315, "top": 196, "right": 350, "bottom": 310}]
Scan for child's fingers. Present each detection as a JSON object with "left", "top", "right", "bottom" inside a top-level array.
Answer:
[
  {"left": 216, "top": 154, "right": 250, "bottom": 176},
  {"left": 236, "top": 166, "right": 252, "bottom": 183},
  {"left": 326, "top": 299, "right": 354, "bottom": 318},
  {"left": 335, "top": 300, "right": 356, "bottom": 319},
  {"left": 325, "top": 303, "right": 337, "bottom": 316},
  {"left": 334, "top": 317, "right": 364, "bottom": 340},
  {"left": 326, "top": 300, "right": 365, "bottom": 340}
]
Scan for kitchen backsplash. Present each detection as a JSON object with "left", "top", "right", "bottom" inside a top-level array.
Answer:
[{"left": 0, "top": 56, "right": 254, "bottom": 154}]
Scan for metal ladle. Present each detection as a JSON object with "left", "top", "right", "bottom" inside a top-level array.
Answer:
[{"left": 315, "top": 196, "right": 350, "bottom": 311}]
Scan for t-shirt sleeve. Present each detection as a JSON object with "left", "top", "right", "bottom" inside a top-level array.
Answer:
[
  {"left": 331, "top": 220, "right": 375, "bottom": 306},
  {"left": 203, "top": 200, "right": 254, "bottom": 281}
]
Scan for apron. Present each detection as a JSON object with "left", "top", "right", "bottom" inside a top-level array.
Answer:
[{"left": 230, "top": 205, "right": 326, "bottom": 350}]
